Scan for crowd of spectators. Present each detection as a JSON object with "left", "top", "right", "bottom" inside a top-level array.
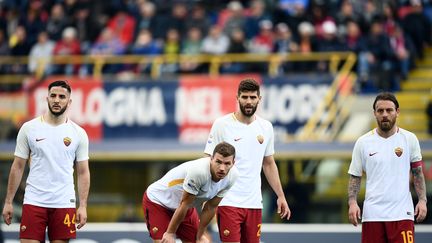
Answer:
[{"left": 0, "top": 0, "right": 431, "bottom": 92}]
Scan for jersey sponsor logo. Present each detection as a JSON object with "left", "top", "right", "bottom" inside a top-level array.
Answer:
[
  {"left": 185, "top": 179, "right": 198, "bottom": 191},
  {"left": 257, "top": 135, "right": 264, "bottom": 144},
  {"left": 407, "top": 211, "right": 412, "bottom": 215},
  {"left": 234, "top": 137, "right": 242, "bottom": 142},
  {"left": 35, "top": 138, "right": 46, "bottom": 142},
  {"left": 369, "top": 152, "right": 378, "bottom": 156},
  {"left": 63, "top": 137, "right": 72, "bottom": 147},
  {"left": 395, "top": 147, "right": 403, "bottom": 157},
  {"left": 187, "top": 182, "right": 195, "bottom": 189},
  {"left": 207, "top": 135, "right": 213, "bottom": 144}
]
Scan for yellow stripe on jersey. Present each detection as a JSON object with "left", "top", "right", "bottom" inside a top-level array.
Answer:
[
  {"left": 168, "top": 179, "right": 184, "bottom": 187},
  {"left": 231, "top": 112, "right": 237, "bottom": 121}
]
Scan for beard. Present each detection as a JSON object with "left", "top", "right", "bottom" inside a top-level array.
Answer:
[
  {"left": 239, "top": 103, "right": 257, "bottom": 117},
  {"left": 377, "top": 118, "right": 396, "bottom": 132},
  {"left": 48, "top": 104, "right": 68, "bottom": 116}
]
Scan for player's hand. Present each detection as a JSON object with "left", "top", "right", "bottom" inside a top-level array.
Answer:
[
  {"left": 348, "top": 202, "right": 361, "bottom": 226},
  {"left": 277, "top": 196, "right": 291, "bottom": 220},
  {"left": 76, "top": 206, "right": 87, "bottom": 229},
  {"left": 197, "top": 234, "right": 210, "bottom": 243},
  {"left": 161, "top": 232, "right": 176, "bottom": 243},
  {"left": 2, "top": 203, "right": 13, "bottom": 225},
  {"left": 415, "top": 199, "right": 427, "bottom": 223}
]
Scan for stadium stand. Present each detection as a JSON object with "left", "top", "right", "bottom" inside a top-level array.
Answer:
[{"left": 396, "top": 47, "right": 432, "bottom": 140}]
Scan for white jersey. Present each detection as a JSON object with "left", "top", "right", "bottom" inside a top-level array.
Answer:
[
  {"left": 204, "top": 113, "right": 274, "bottom": 208},
  {"left": 348, "top": 128, "right": 422, "bottom": 222},
  {"left": 14, "top": 116, "right": 89, "bottom": 208},
  {"left": 146, "top": 157, "right": 239, "bottom": 210}
]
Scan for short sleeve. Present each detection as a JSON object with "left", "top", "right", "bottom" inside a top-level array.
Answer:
[
  {"left": 408, "top": 133, "right": 422, "bottom": 163},
  {"left": 264, "top": 123, "right": 275, "bottom": 157},
  {"left": 204, "top": 119, "right": 224, "bottom": 156},
  {"left": 183, "top": 168, "right": 206, "bottom": 196},
  {"left": 14, "top": 123, "right": 30, "bottom": 160},
  {"left": 75, "top": 127, "right": 89, "bottom": 162},
  {"left": 348, "top": 139, "right": 363, "bottom": 177}
]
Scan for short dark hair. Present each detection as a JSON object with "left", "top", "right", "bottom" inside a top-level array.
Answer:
[
  {"left": 237, "top": 78, "right": 260, "bottom": 96},
  {"left": 48, "top": 80, "right": 71, "bottom": 94},
  {"left": 373, "top": 92, "right": 399, "bottom": 110},
  {"left": 213, "top": 142, "right": 236, "bottom": 158}
]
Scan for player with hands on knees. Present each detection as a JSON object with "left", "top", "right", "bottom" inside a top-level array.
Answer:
[{"left": 143, "top": 142, "right": 238, "bottom": 243}]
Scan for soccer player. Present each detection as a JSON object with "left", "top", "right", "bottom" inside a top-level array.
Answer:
[
  {"left": 2, "top": 80, "right": 90, "bottom": 242},
  {"left": 204, "top": 78, "right": 290, "bottom": 243},
  {"left": 348, "top": 92, "right": 427, "bottom": 243},
  {"left": 143, "top": 142, "right": 238, "bottom": 243}
]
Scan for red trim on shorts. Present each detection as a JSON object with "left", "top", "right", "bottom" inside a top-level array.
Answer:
[{"left": 411, "top": 160, "right": 423, "bottom": 168}]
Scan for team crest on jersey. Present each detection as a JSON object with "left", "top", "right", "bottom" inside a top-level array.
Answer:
[
  {"left": 257, "top": 135, "right": 264, "bottom": 144},
  {"left": 223, "top": 229, "right": 230, "bottom": 236},
  {"left": 63, "top": 137, "right": 71, "bottom": 147},
  {"left": 395, "top": 147, "right": 403, "bottom": 157}
]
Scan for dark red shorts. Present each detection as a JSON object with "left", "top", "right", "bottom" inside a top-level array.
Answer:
[
  {"left": 217, "top": 206, "right": 262, "bottom": 243},
  {"left": 362, "top": 220, "right": 415, "bottom": 243},
  {"left": 142, "top": 192, "right": 199, "bottom": 242},
  {"left": 20, "top": 204, "right": 76, "bottom": 241}
]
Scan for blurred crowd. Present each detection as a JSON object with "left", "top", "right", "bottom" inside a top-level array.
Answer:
[{"left": 0, "top": 0, "right": 431, "bottom": 92}]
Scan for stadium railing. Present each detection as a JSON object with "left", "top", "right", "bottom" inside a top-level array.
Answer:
[
  {"left": 0, "top": 52, "right": 358, "bottom": 142},
  {"left": 0, "top": 52, "right": 356, "bottom": 79}
]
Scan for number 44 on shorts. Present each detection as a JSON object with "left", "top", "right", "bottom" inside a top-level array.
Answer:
[{"left": 64, "top": 213, "right": 76, "bottom": 227}]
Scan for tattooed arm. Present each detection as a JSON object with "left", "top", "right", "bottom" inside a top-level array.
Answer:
[
  {"left": 411, "top": 165, "right": 427, "bottom": 222},
  {"left": 348, "top": 175, "right": 362, "bottom": 226}
]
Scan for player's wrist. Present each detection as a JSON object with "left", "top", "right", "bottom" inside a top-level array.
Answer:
[
  {"left": 348, "top": 198, "right": 358, "bottom": 206},
  {"left": 4, "top": 199, "right": 13, "bottom": 205},
  {"left": 419, "top": 198, "right": 427, "bottom": 203}
]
